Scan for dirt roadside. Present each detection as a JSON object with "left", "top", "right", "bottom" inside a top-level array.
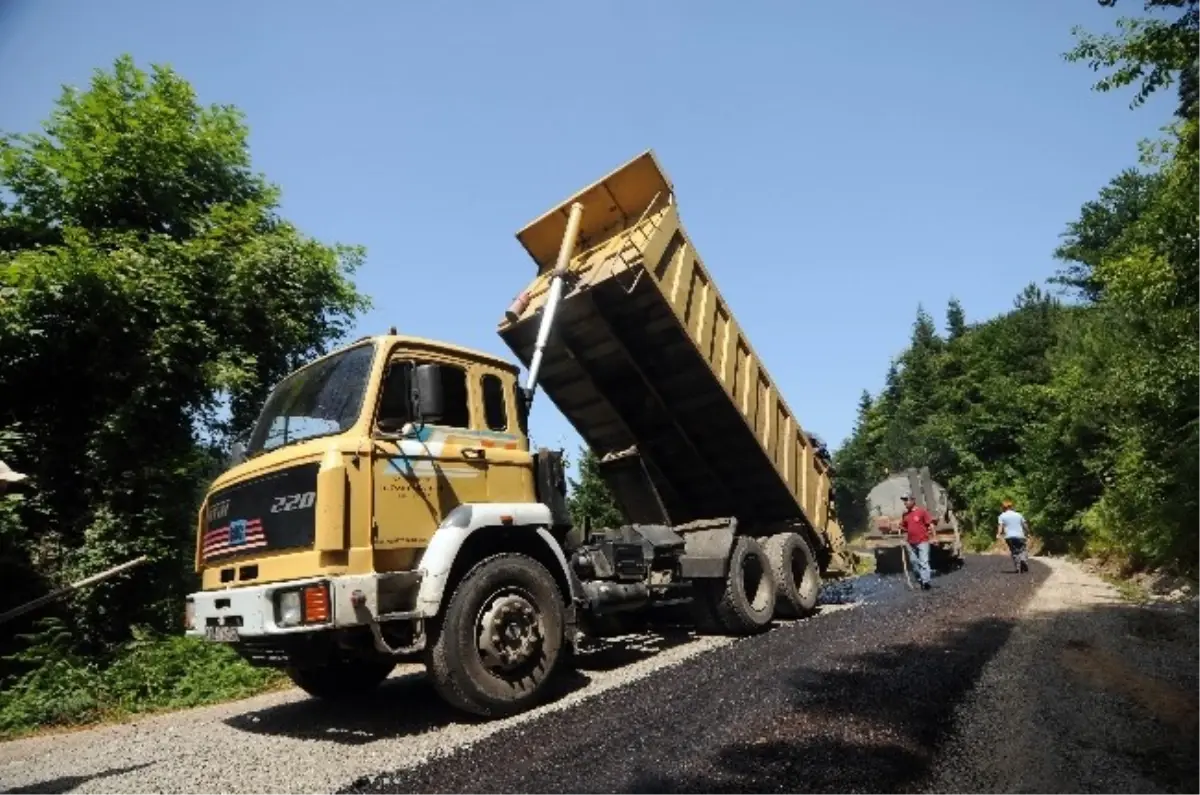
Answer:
[{"left": 926, "top": 555, "right": 1199, "bottom": 794}]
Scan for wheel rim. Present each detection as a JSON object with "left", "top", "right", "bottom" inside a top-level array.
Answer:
[{"left": 475, "top": 587, "right": 545, "bottom": 674}]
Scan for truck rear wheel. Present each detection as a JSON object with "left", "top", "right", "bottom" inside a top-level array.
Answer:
[
  {"left": 286, "top": 658, "right": 395, "bottom": 700},
  {"left": 764, "top": 532, "right": 820, "bottom": 619},
  {"left": 425, "top": 553, "right": 565, "bottom": 718},
  {"left": 698, "top": 536, "right": 777, "bottom": 635}
]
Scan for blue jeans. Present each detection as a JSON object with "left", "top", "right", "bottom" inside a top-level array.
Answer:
[
  {"left": 907, "top": 541, "right": 931, "bottom": 585},
  {"left": 1005, "top": 536, "right": 1029, "bottom": 570}
]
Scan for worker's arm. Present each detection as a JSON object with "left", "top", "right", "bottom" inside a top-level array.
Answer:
[{"left": 1022, "top": 516, "right": 1030, "bottom": 535}]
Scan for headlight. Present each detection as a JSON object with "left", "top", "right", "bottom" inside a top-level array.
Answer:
[
  {"left": 278, "top": 591, "right": 302, "bottom": 627},
  {"left": 275, "top": 583, "right": 331, "bottom": 628}
]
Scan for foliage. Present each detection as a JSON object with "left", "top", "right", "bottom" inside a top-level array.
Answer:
[
  {"left": 1051, "top": 169, "right": 1165, "bottom": 299},
  {"left": 0, "top": 618, "right": 284, "bottom": 739},
  {"left": 566, "top": 446, "right": 624, "bottom": 530},
  {"left": 1066, "top": 0, "right": 1198, "bottom": 117},
  {"left": 833, "top": 288, "right": 1066, "bottom": 541},
  {"left": 0, "top": 55, "right": 367, "bottom": 720},
  {"left": 834, "top": 0, "right": 1198, "bottom": 575}
]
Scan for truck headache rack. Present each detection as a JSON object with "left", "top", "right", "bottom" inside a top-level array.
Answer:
[{"left": 499, "top": 150, "right": 842, "bottom": 543}]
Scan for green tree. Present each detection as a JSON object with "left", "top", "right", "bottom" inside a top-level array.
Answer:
[
  {"left": 566, "top": 447, "right": 623, "bottom": 530},
  {"left": 1051, "top": 169, "right": 1164, "bottom": 300},
  {"left": 945, "top": 297, "right": 967, "bottom": 341},
  {"left": 833, "top": 0, "right": 1198, "bottom": 573},
  {"left": 0, "top": 55, "right": 370, "bottom": 649},
  {"left": 1047, "top": 0, "right": 1199, "bottom": 568},
  {"left": 831, "top": 390, "right": 879, "bottom": 535},
  {"left": 1066, "top": 0, "right": 1198, "bottom": 118},
  {"left": 831, "top": 282, "right": 1066, "bottom": 532}
]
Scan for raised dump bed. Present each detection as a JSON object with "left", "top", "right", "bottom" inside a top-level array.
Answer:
[{"left": 498, "top": 150, "right": 844, "bottom": 559}]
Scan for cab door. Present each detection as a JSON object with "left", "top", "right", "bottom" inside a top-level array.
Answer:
[
  {"left": 371, "top": 353, "right": 489, "bottom": 552},
  {"left": 475, "top": 369, "right": 534, "bottom": 504}
]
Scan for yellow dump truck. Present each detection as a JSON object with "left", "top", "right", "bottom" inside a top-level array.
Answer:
[{"left": 185, "top": 150, "right": 852, "bottom": 718}]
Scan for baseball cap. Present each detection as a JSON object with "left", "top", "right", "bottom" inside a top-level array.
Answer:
[{"left": 0, "top": 461, "right": 28, "bottom": 483}]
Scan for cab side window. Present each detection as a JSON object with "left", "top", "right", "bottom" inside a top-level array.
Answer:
[
  {"left": 376, "top": 360, "right": 470, "bottom": 430},
  {"left": 376, "top": 361, "right": 414, "bottom": 431},
  {"left": 481, "top": 374, "right": 508, "bottom": 431},
  {"left": 437, "top": 366, "right": 470, "bottom": 428}
]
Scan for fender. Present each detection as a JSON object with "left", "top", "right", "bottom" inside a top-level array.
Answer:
[{"left": 415, "top": 502, "right": 583, "bottom": 615}]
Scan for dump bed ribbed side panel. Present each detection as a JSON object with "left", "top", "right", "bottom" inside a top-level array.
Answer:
[{"left": 498, "top": 159, "right": 835, "bottom": 535}]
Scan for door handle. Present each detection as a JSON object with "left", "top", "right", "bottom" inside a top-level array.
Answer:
[{"left": 462, "top": 447, "right": 486, "bottom": 460}]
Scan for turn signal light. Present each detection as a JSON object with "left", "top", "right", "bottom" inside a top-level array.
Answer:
[{"left": 303, "top": 584, "right": 330, "bottom": 624}]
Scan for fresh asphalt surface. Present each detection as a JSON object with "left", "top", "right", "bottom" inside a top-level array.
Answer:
[{"left": 344, "top": 555, "right": 1047, "bottom": 794}]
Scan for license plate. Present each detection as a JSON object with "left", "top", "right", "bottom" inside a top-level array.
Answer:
[{"left": 205, "top": 625, "right": 240, "bottom": 643}]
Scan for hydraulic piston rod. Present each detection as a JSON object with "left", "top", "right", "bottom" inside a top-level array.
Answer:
[{"left": 523, "top": 200, "right": 584, "bottom": 407}]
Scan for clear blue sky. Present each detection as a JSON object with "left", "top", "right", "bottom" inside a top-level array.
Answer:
[{"left": 0, "top": 0, "right": 1173, "bottom": 460}]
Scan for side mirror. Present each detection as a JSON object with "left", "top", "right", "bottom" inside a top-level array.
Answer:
[
  {"left": 413, "top": 363, "right": 445, "bottom": 424},
  {"left": 227, "top": 441, "right": 247, "bottom": 467}
]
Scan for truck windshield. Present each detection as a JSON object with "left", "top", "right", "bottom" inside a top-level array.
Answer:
[{"left": 245, "top": 342, "right": 377, "bottom": 456}]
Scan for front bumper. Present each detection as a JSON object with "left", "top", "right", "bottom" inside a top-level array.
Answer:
[{"left": 185, "top": 571, "right": 425, "bottom": 639}]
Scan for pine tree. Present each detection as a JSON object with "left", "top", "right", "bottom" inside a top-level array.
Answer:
[
  {"left": 946, "top": 297, "right": 967, "bottom": 341},
  {"left": 566, "top": 447, "right": 624, "bottom": 530}
]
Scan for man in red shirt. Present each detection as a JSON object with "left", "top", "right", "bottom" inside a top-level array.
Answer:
[{"left": 900, "top": 493, "right": 935, "bottom": 590}]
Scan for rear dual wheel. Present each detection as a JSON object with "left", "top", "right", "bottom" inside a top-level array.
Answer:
[
  {"left": 764, "top": 532, "right": 820, "bottom": 619},
  {"left": 694, "top": 537, "right": 777, "bottom": 635}
]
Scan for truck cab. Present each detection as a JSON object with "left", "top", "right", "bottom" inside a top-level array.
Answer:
[{"left": 185, "top": 334, "right": 573, "bottom": 714}]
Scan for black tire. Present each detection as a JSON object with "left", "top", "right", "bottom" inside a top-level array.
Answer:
[
  {"left": 689, "top": 580, "right": 723, "bottom": 635},
  {"left": 286, "top": 658, "right": 395, "bottom": 700},
  {"left": 698, "top": 536, "right": 777, "bottom": 635},
  {"left": 764, "top": 532, "right": 820, "bottom": 619},
  {"left": 424, "top": 553, "right": 565, "bottom": 718}
]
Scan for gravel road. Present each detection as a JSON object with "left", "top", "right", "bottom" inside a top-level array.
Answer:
[{"left": 1, "top": 554, "right": 1194, "bottom": 794}]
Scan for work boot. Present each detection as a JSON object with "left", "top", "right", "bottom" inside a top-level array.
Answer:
[
  {"left": 1019, "top": 560, "right": 1029, "bottom": 573},
  {"left": 921, "top": 581, "right": 932, "bottom": 591}
]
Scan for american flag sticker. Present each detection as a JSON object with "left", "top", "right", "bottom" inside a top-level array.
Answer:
[{"left": 204, "top": 517, "right": 266, "bottom": 559}]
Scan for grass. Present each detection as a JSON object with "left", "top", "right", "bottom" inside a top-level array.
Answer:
[
  {"left": 1094, "top": 571, "right": 1152, "bottom": 605},
  {"left": 0, "top": 623, "right": 288, "bottom": 741}
]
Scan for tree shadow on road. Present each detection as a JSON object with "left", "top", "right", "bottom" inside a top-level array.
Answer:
[
  {"left": 330, "top": 556, "right": 1039, "bottom": 794},
  {"left": 1, "top": 762, "right": 154, "bottom": 794},
  {"left": 623, "top": 614, "right": 1022, "bottom": 794},
  {"left": 222, "top": 627, "right": 700, "bottom": 745},
  {"left": 572, "top": 627, "right": 701, "bottom": 673},
  {"left": 622, "top": 561, "right": 1199, "bottom": 795},
  {"left": 223, "top": 666, "right": 592, "bottom": 745}
]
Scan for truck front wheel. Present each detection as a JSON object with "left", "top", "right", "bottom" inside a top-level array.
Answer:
[
  {"left": 425, "top": 553, "right": 566, "bottom": 718},
  {"left": 286, "top": 658, "right": 395, "bottom": 700}
]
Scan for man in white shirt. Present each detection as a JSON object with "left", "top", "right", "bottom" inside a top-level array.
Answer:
[{"left": 996, "top": 499, "right": 1030, "bottom": 573}]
